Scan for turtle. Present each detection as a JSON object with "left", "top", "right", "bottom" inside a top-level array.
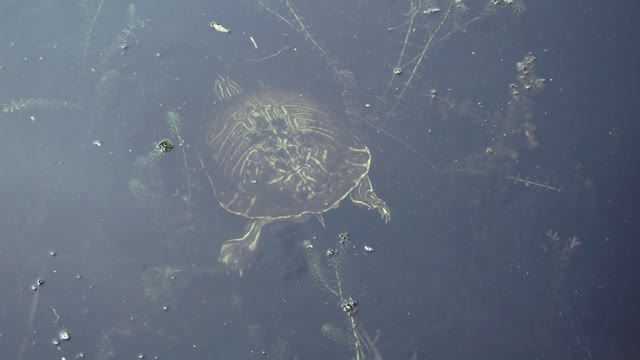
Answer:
[{"left": 203, "top": 75, "right": 390, "bottom": 273}]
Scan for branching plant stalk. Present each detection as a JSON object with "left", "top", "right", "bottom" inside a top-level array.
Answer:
[
  {"left": 18, "top": 264, "right": 46, "bottom": 360},
  {"left": 167, "top": 112, "right": 192, "bottom": 215},
  {"left": 81, "top": 0, "right": 105, "bottom": 69},
  {"left": 329, "top": 250, "right": 367, "bottom": 360},
  {"left": 389, "top": 2, "right": 453, "bottom": 114}
]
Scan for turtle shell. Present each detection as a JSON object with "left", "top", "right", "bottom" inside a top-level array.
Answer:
[{"left": 205, "top": 92, "right": 371, "bottom": 219}]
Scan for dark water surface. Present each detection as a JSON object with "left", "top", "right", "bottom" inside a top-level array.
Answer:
[{"left": 1, "top": 0, "right": 638, "bottom": 359}]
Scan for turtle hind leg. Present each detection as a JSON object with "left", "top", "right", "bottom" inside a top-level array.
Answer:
[
  {"left": 350, "top": 175, "right": 391, "bottom": 223},
  {"left": 219, "top": 218, "right": 273, "bottom": 276}
]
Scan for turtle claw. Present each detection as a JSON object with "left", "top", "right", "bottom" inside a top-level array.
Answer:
[
  {"left": 350, "top": 175, "right": 392, "bottom": 224},
  {"left": 218, "top": 219, "right": 269, "bottom": 276},
  {"left": 377, "top": 204, "right": 391, "bottom": 224},
  {"left": 219, "top": 240, "right": 252, "bottom": 276}
]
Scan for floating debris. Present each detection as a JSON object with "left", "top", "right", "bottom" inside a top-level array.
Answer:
[
  {"left": 364, "top": 245, "right": 374, "bottom": 253},
  {"left": 156, "top": 139, "right": 174, "bottom": 152},
  {"left": 210, "top": 21, "right": 230, "bottom": 33},
  {"left": 341, "top": 297, "right": 358, "bottom": 315},
  {"left": 92, "top": 140, "right": 103, "bottom": 147},
  {"left": 59, "top": 329, "right": 70, "bottom": 341},
  {"left": 31, "top": 277, "right": 45, "bottom": 291},
  {"left": 249, "top": 36, "right": 258, "bottom": 49}
]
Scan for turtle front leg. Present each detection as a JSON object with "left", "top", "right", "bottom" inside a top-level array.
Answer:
[
  {"left": 349, "top": 175, "right": 391, "bottom": 223},
  {"left": 219, "top": 218, "right": 273, "bottom": 276}
]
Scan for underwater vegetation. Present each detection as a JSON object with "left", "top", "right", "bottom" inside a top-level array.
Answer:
[{"left": 304, "top": 233, "right": 384, "bottom": 360}]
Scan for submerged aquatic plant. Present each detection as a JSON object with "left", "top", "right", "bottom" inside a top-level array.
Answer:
[{"left": 304, "top": 235, "right": 381, "bottom": 360}]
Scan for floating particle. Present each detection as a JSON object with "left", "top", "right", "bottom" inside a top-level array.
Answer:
[{"left": 210, "top": 21, "right": 230, "bottom": 33}]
